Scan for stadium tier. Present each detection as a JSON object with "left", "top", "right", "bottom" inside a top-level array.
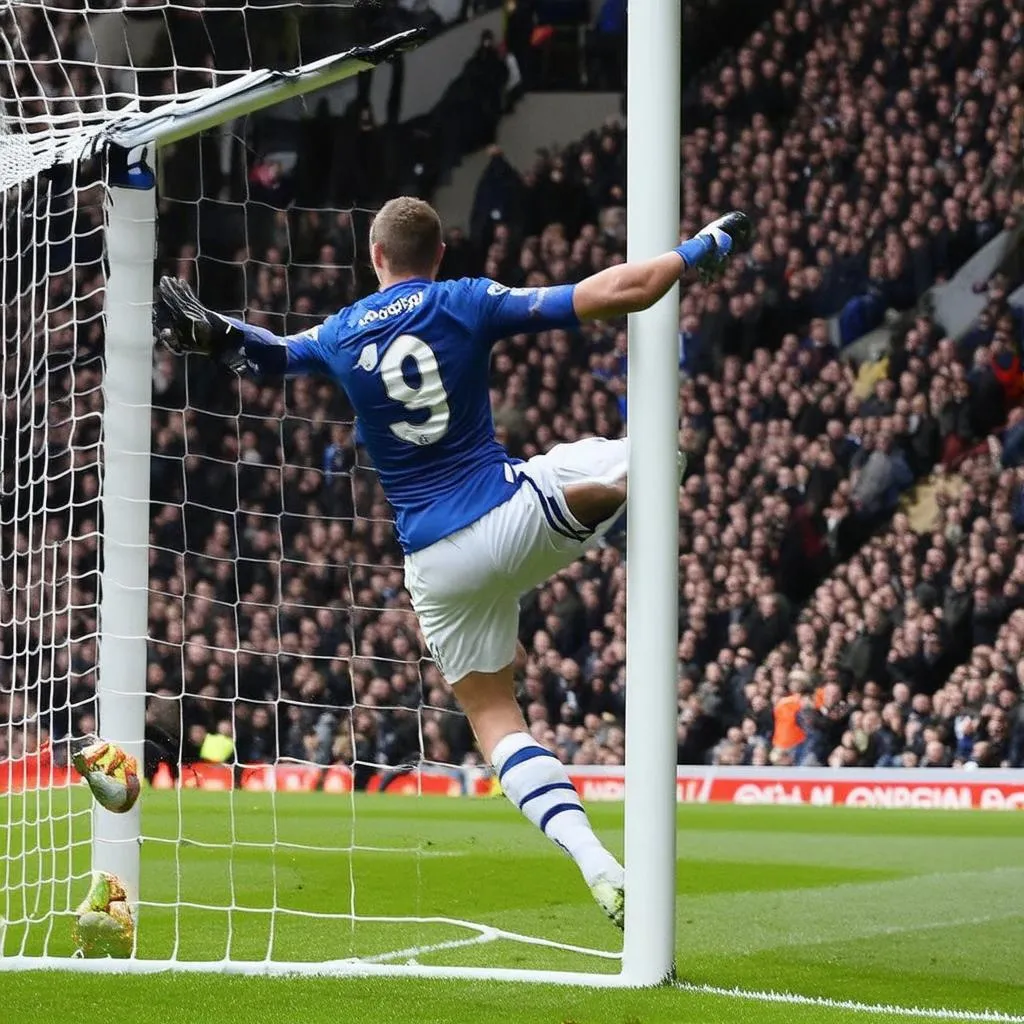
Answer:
[{"left": 3, "top": 0, "right": 1024, "bottom": 791}]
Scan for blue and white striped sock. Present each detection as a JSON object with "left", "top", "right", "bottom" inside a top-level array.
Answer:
[{"left": 491, "top": 732, "right": 622, "bottom": 887}]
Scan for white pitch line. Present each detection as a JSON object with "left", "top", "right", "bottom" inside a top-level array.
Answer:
[
  {"left": 364, "top": 929, "right": 499, "bottom": 964},
  {"left": 676, "top": 983, "right": 1024, "bottom": 1022},
  {"left": 363, "top": 921, "right": 619, "bottom": 965},
  {"left": 485, "top": 925, "right": 621, "bottom": 961}
]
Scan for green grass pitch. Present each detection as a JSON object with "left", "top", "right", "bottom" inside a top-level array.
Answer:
[{"left": 2, "top": 790, "right": 1023, "bottom": 1023}]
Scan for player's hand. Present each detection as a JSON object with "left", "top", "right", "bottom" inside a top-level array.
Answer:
[
  {"left": 692, "top": 211, "right": 753, "bottom": 284},
  {"left": 153, "top": 276, "right": 239, "bottom": 357}
]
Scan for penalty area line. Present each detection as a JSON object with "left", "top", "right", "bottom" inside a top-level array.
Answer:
[{"left": 676, "top": 983, "right": 1024, "bottom": 1022}]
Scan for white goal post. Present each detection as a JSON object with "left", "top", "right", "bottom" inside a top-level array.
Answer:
[
  {"left": 622, "top": 0, "right": 681, "bottom": 988},
  {"left": 0, "top": 1, "right": 681, "bottom": 987}
]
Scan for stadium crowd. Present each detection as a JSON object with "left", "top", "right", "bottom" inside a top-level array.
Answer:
[{"left": 2, "top": 0, "right": 1024, "bottom": 777}]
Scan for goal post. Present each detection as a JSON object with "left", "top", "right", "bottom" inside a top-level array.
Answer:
[
  {"left": 0, "top": 6, "right": 682, "bottom": 988},
  {"left": 623, "top": 0, "right": 682, "bottom": 988},
  {"left": 94, "top": 147, "right": 158, "bottom": 909}
]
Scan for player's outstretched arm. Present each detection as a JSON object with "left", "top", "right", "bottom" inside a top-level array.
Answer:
[
  {"left": 572, "top": 211, "right": 751, "bottom": 322},
  {"left": 153, "top": 276, "right": 324, "bottom": 375}
]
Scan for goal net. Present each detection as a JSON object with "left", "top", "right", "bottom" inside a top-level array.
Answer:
[{"left": 0, "top": 0, "right": 664, "bottom": 984}]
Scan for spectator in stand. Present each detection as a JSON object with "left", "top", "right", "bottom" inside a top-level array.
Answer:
[{"left": 772, "top": 671, "right": 808, "bottom": 763}]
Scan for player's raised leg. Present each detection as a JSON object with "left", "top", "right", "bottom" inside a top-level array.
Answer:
[
  {"left": 562, "top": 450, "right": 688, "bottom": 530},
  {"left": 533, "top": 432, "right": 689, "bottom": 547},
  {"left": 455, "top": 666, "right": 625, "bottom": 927}
]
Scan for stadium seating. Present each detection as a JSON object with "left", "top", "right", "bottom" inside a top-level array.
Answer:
[
  {"left": 3, "top": 0, "right": 1024, "bottom": 775},
  {"left": 458, "top": 0, "right": 1024, "bottom": 768}
]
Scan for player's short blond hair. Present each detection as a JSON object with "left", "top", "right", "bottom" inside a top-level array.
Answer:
[{"left": 369, "top": 197, "right": 443, "bottom": 276}]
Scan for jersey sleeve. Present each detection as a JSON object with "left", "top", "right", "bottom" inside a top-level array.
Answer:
[
  {"left": 466, "top": 278, "right": 580, "bottom": 342},
  {"left": 224, "top": 317, "right": 330, "bottom": 376}
]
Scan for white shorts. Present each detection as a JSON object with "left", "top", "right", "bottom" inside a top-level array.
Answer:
[{"left": 404, "top": 436, "right": 629, "bottom": 684}]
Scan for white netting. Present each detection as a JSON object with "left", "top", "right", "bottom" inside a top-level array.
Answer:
[
  {"left": 0, "top": 5, "right": 618, "bottom": 967},
  {"left": 147, "top": 157, "right": 451, "bottom": 958},
  {"left": 1, "top": 158, "right": 106, "bottom": 954},
  {"left": 134, "top": 124, "right": 613, "bottom": 966}
]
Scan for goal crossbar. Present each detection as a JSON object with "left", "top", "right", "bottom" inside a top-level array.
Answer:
[
  {"left": 0, "top": 28, "right": 424, "bottom": 191},
  {"left": 106, "top": 28, "right": 425, "bottom": 152}
]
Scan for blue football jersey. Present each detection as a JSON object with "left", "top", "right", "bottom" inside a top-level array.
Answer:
[{"left": 261, "top": 278, "right": 579, "bottom": 553}]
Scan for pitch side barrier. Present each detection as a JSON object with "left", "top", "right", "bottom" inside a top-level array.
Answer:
[{"left": 5, "top": 758, "right": 1022, "bottom": 810}]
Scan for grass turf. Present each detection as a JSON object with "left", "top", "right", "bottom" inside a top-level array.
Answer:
[{"left": 1, "top": 791, "right": 1022, "bottom": 1023}]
